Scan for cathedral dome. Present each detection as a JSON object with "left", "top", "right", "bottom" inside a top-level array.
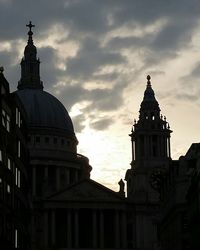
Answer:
[
  {"left": 15, "top": 22, "right": 75, "bottom": 135},
  {"left": 16, "top": 89, "right": 74, "bottom": 134}
]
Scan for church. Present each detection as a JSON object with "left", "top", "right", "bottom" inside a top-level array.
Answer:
[{"left": 0, "top": 22, "right": 200, "bottom": 250}]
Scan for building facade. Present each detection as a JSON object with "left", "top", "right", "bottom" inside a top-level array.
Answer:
[
  {"left": 0, "top": 23, "right": 200, "bottom": 250},
  {"left": 0, "top": 68, "right": 30, "bottom": 249}
]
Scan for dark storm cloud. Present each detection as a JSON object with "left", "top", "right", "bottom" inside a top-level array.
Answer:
[
  {"left": 151, "top": 20, "right": 196, "bottom": 51},
  {"left": 58, "top": 79, "right": 127, "bottom": 112},
  {"left": 0, "top": 0, "right": 109, "bottom": 40},
  {"left": 86, "top": 83, "right": 126, "bottom": 111},
  {"left": 1, "top": 0, "right": 200, "bottom": 131},
  {"left": 62, "top": 0, "right": 109, "bottom": 34},
  {"left": 107, "top": 36, "right": 145, "bottom": 50},
  {"left": 55, "top": 83, "right": 124, "bottom": 132},
  {"left": 1, "top": 0, "right": 199, "bottom": 42},
  {"left": 90, "top": 118, "right": 113, "bottom": 130},
  {"left": 66, "top": 37, "right": 127, "bottom": 80},
  {"left": 112, "top": 0, "right": 200, "bottom": 27},
  {"left": 176, "top": 62, "right": 200, "bottom": 103},
  {"left": 39, "top": 46, "right": 63, "bottom": 89},
  {"left": 0, "top": 50, "right": 15, "bottom": 70},
  {"left": 0, "top": 40, "right": 22, "bottom": 90},
  {"left": 56, "top": 84, "right": 86, "bottom": 110}
]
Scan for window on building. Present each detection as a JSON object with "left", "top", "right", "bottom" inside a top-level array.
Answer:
[
  {"left": 7, "top": 158, "right": 11, "bottom": 170},
  {"left": 7, "top": 115, "right": 10, "bottom": 132},
  {"left": 2, "top": 109, "right": 10, "bottom": 132},
  {"left": 18, "top": 170, "right": 21, "bottom": 188},
  {"left": 15, "top": 168, "right": 18, "bottom": 186},
  {"left": 53, "top": 137, "right": 57, "bottom": 144},
  {"left": 15, "top": 229, "right": 18, "bottom": 248},
  {"left": 0, "top": 150, "right": 2, "bottom": 161},
  {"left": 17, "top": 141, "right": 21, "bottom": 158},
  {"left": 2, "top": 109, "right": 6, "bottom": 127},
  {"left": 7, "top": 184, "right": 10, "bottom": 193},
  {"left": 16, "top": 107, "right": 21, "bottom": 128},
  {"left": 15, "top": 168, "right": 21, "bottom": 188}
]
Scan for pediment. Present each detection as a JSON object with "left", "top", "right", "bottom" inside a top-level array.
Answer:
[{"left": 47, "top": 179, "right": 123, "bottom": 202}]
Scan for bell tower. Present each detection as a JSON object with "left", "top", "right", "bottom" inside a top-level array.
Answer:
[
  {"left": 125, "top": 76, "right": 172, "bottom": 250},
  {"left": 126, "top": 75, "right": 172, "bottom": 199}
]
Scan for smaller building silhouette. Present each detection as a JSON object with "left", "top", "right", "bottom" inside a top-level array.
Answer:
[{"left": 0, "top": 68, "right": 30, "bottom": 249}]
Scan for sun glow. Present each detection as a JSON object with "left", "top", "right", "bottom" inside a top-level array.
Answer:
[{"left": 77, "top": 124, "right": 131, "bottom": 191}]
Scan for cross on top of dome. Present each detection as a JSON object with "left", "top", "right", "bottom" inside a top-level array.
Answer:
[
  {"left": 26, "top": 21, "right": 35, "bottom": 31},
  {"left": 26, "top": 21, "right": 35, "bottom": 45}
]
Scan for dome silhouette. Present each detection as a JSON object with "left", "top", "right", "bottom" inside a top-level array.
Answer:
[{"left": 16, "top": 89, "right": 74, "bottom": 133}]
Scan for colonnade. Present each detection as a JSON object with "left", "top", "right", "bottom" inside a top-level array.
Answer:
[
  {"left": 43, "top": 208, "right": 128, "bottom": 249},
  {"left": 133, "top": 134, "right": 171, "bottom": 160}
]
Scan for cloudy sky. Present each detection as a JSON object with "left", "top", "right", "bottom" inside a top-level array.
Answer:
[{"left": 1, "top": 0, "right": 200, "bottom": 191}]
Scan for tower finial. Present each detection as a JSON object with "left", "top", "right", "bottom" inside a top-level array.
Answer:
[
  {"left": 26, "top": 21, "right": 35, "bottom": 45},
  {"left": 147, "top": 75, "right": 151, "bottom": 86}
]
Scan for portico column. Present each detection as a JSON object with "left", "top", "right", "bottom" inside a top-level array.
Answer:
[
  {"left": 67, "top": 210, "right": 72, "bottom": 248},
  {"left": 74, "top": 210, "right": 79, "bottom": 248},
  {"left": 100, "top": 210, "right": 104, "bottom": 248},
  {"left": 92, "top": 210, "right": 97, "bottom": 248},
  {"left": 122, "top": 211, "right": 127, "bottom": 248},
  {"left": 51, "top": 210, "right": 55, "bottom": 246},
  {"left": 44, "top": 211, "right": 48, "bottom": 247},
  {"left": 115, "top": 210, "right": 120, "bottom": 248}
]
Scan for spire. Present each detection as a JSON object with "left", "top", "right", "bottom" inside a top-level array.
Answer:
[
  {"left": 26, "top": 21, "right": 35, "bottom": 46},
  {"left": 143, "top": 75, "right": 156, "bottom": 102},
  {"left": 18, "top": 22, "right": 43, "bottom": 90},
  {"left": 24, "top": 21, "right": 37, "bottom": 61},
  {"left": 139, "top": 75, "right": 160, "bottom": 120}
]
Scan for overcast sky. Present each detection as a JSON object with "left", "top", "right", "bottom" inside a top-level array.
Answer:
[{"left": 1, "top": 0, "right": 200, "bottom": 190}]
